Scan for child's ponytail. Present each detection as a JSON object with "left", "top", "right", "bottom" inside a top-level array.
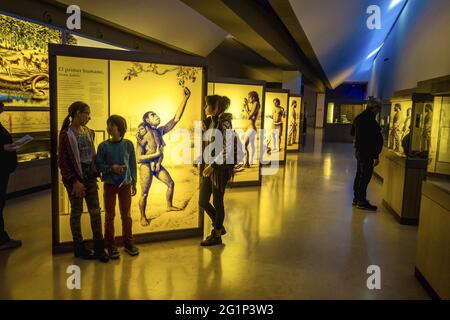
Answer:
[{"left": 60, "top": 101, "right": 89, "bottom": 133}]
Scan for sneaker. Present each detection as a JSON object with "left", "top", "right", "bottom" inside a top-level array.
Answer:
[
  {"left": 108, "top": 246, "right": 120, "bottom": 259},
  {"left": 124, "top": 244, "right": 140, "bottom": 256},
  {"left": 0, "top": 239, "right": 22, "bottom": 251},
  {"left": 211, "top": 225, "right": 227, "bottom": 235},
  {"left": 200, "top": 235, "right": 222, "bottom": 247},
  {"left": 352, "top": 199, "right": 357, "bottom": 206},
  {"left": 93, "top": 240, "right": 109, "bottom": 263},
  {"left": 357, "top": 201, "right": 378, "bottom": 211},
  {"left": 74, "top": 241, "right": 94, "bottom": 259}
]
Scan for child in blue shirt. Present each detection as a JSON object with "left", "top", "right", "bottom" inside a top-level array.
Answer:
[{"left": 96, "top": 115, "right": 139, "bottom": 258}]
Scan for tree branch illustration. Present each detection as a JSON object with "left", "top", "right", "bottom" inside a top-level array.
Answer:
[{"left": 123, "top": 62, "right": 198, "bottom": 87}]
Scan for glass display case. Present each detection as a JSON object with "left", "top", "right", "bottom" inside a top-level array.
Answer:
[
  {"left": 382, "top": 93, "right": 434, "bottom": 225},
  {"left": 427, "top": 95, "right": 450, "bottom": 176},
  {"left": 377, "top": 102, "right": 392, "bottom": 145},
  {"left": 323, "top": 101, "right": 366, "bottom": 143},
  {"left": 207, "top": 78, "right": 265, "bottom": 186},
  {"left": 50, "top": 44, "right": 206, "bottom": 252},
  {"left": 326, "top": 102, "right": 365, "bottom": 124},
  {"left": 0, "top": 110, "right": 51, "bottom": 162},
  {"left": 388, "top": 94, "right": 434, "bottom": 158}
]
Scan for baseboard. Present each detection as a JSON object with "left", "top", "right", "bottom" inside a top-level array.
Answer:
[
  {"left": 6, "top": 184, "right": 51, "bottom": 200},
  {"left": 415, "top": 267, "right": 441, "bottom": 300},
  {"left": 382, "top": 199, "right": 418, "bottom": 226}
]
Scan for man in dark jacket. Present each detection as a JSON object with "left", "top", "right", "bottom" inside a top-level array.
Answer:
[
  {"left": 351, "top": 98, "right": 383, "bottom": 211},
  {"left": 0, "top": 102, "right": 22, "bottom": 250}
]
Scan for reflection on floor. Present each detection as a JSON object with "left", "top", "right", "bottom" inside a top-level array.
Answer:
[{"left": 0, "top": 129, "right": 429, "bottom": 299}]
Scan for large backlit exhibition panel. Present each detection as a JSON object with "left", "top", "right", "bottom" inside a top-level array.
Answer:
[
  {"left": 427, "top": 96, "right": 450, "bottom": 176},
  {"left": 262, "top": 90, "right": 289, "bottom": 164},
  {"left": 50, "top": 45, "right": 205, "bottom": 251},
  {"left": 207, "top": 78, "right": 265, "bottom": 186},
  {"left": 287, "top": 95, "right": 302, "bottom": 152}
]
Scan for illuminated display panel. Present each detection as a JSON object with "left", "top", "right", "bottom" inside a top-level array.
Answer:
[
  {"left": 262, "top": 90, "right": 289, "bottom": 163},
  {"left": 388, "top": 98, "right": 413, "bottom": 156},
  {"left": 287, "top": 95, "right": 302, "bottom": 151},
  {"left": 428, "top": 96, "right": 450, "bottom": 176},
  {"left": 110, "top": 60, "right": 203, "bottom": 235},
  {"left": 51, "top": 46, "right": 205, "bottom": 248},
  {"left": 207, "top": 80, "right": 264, "bottom": 185},
  {"left": 0, "top": 14, "right": 61, "bottom": 108}
]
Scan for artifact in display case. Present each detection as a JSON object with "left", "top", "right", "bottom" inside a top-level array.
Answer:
[
  {"left": 207, "top": 78, "right": 265, "bottom": 186},
  {"left": 427, "top": 95, "right": 450, "bottom": 176},
  {"left": 0, "top": 13, "right": 61, "bottom": 107},
  {"left": 377, "top": 102, "right": 391, "bottom": 144},
  {"left": 287, "top": 95, "right": 302, "bottom": 152},
  {"left": 50, "top": 45, "right": 205, "bottom": 251},
  {"left": 382, "top": 93, "right": 434, "bottom": 225},
  {"left": 388, "top": 94, "right": 434, "bottom": 157},
  {"left": 262, "top": 89, "right": 289, "bottom": 164},
  {"left": 0, "top": 110, "right": 51, "bottom": 162},
  {"left": 324, "top": 102, "right": 365, "bottom": 143},
  {"left": 326, "top": 103, "right": 365, "bottom": 124}
]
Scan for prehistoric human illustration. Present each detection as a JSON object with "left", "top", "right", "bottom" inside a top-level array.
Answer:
[
  {"left": 136, "top": 87, "right": 191, "bottom": 227},
  {"left": 241, "top": 91, "right": 260, "bottom": 167},
  {"left": 401, "top": 107, "right": 412, "bottom": 142},
  {"left": 0, "top": 14, "right": 60, "bottom": 107},
  {"left": 265, "top": 98, "right": 286, "bottom": 154},
  {"left": 287, "top": 100, "right": 298, "bottom": 146},
  {"left": 421, "top": 103, "right": 433, "bottom": 152},
  {"left": 389, "top": 103, "right": 401, "bottom": 152}
]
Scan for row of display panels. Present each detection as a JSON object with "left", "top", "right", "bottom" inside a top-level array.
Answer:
[
  {"left": 385, "top": 94, "right": 449, "bottom": 176},
  {"left": 49, "top": 45, "right": 303, "bottom": 251}
]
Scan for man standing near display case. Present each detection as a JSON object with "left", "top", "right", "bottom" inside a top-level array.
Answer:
[
  {"left": 351, "top": 98, "right": 383, "bottom": 211},
  {"left": 0, "top": 102, "right": 22, "bottom": 251}
]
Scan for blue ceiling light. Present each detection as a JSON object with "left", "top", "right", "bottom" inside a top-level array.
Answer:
[
  {"left": 389, "top": 0, "right": 404, "bottom": 10},
  {"left": 366, "top": 43, "right": 384, "bottom": 59}
]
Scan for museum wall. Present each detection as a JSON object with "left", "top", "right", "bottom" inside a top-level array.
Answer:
[{"left": 367, "top": 0, "right": 450, "bottom": 100}]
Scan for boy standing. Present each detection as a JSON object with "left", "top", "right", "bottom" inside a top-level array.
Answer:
[{"left": 96, "top": 115, "right": 139, "bottom": 258}]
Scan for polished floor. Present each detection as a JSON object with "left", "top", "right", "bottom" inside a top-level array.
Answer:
[{"left": 0, "top": 129, "right": 429, "bottom": 299}]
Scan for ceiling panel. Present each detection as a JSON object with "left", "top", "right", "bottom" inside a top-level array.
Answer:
[
  {"left": 288, "top": 0, "right": 407, "bottom": 87},
  {"left": 58, "top": 0, "right": 228, "bottom": 56}
]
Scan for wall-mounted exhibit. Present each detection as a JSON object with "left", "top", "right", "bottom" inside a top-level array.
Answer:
[
  {"left": 262, "top": 89, "right": 289, "bottom": 164},
  {"left": 381, "top": 92, "right": 434, "bottom": 225},
  {"left": 50, "top": 45, "right": 206, "bottom": 252},
  {"left": 0, "top": 13, "right": 60, "bottom": 108},
  {"left": 287, "top": 95, "right": 302, "bottom": 152},
  {"left": 207, "top": 78, "right": 265, "bottom": 186}
]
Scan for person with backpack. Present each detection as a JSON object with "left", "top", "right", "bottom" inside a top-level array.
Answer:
[
  {"left": 58, "top": 101, "right": 109, "bottom": 262},
  {"left": 199, "top": 95, "right": 237, "bottom": 246}
]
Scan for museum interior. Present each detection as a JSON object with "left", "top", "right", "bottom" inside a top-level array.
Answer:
[{"left": 0, "top": 0, "right": 449, "bottom": 300}]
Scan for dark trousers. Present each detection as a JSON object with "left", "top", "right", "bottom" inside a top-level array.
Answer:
[
  {"left": 0, "top": 172, "right": 10, "bottom": 244},
  {"left": 103, "top": 183, "right": 133, "bottom": 248},
  {"left": 353, "top": 153, "right": 374, "bottom": 203},
  {"left": 64, "top": 166, "right": 103, "bottom": 243},
  {"left": 199, "top": 176, "right": 226, "bottom": 230}
]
